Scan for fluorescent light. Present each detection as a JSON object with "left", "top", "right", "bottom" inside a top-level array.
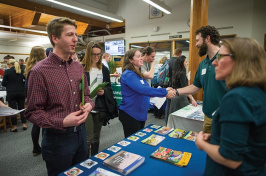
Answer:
[
  {"left": 143, "top": 0, "right": 172, "bottom": 14},
  {"left": 0, "top": 25, "right": 47, "bottom": 34},
  {"left": 46, "top": 0, "right": 123, "bottom": 22}
]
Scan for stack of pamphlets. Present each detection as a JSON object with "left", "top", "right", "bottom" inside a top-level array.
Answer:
[
  {"left": 150, "top": 147, "right": 192, "bottom": 167},
  {"left": 154, "top": 126, "right": 173, "bottom": 135},
  {"left": 141, "top": 134, "right": 165, "bottom": 146},
  {"left": 103, "top": 150, "right": 145, "bottom": 175},
  {"left": 168, "top": 129, "right": 198, "bottom": 142}
]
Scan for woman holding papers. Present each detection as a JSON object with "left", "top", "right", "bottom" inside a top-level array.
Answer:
[
  {"left": 119, "top": 49, "right": 176, "bottom": 138},
  {"left": 24, "top": 46, "right": 46, "bottom": 156},
  {"left": 2, "top": 59, "right": 26, "bottom": 132},
  {"left": 195, "top": 38, "right": 266, "bottom": 176},
  {"left": 82, "top": 41, "right": 114, "bottom": 157},
  {"left": 169, "top": 55, "right": 197, "bottom": 115}
]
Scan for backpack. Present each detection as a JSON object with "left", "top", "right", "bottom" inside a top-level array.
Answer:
[{"left": 151, "top": 60, "right": 170, "bottom": 86}]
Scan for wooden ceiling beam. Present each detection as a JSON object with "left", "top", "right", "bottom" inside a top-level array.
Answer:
[
  {"left": 32, "top": 12, "right": 42, "bottom": 25},
  {"left": 109, "top": 19, "right": 125, "bottom": 29},
  {"left": 0, "top": 0, "right": 107, "bottom": 28}
]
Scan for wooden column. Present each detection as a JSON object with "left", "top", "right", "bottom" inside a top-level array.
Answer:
[{"left": 188, "top": 0, "right": 208, "bottom": 101}]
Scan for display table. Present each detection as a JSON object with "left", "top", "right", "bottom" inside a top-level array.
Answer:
[
  {"left": 59, "top": 124, "right": 206, "bottom": 176},
  {"left": 167, "top": 105, "right": 204, "bottom": 132}
]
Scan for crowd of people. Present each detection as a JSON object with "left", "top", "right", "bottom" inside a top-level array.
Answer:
[{"left": 1, "top": 16, "right": 265, "bottom": 176}]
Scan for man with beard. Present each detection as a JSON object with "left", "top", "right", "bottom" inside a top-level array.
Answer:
[{"left": 175, "top": 25, "right": 227, "bottom": 133}]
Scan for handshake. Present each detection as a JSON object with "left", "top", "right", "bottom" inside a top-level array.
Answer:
[{"left": 166, "top": 87, "right": 177, "bottom": 99}]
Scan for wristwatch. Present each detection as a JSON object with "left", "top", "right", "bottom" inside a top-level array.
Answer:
[{"left": 175, "top": 89, "right": 179, "bottom": 96}]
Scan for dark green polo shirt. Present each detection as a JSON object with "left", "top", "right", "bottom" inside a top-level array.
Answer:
[
  {"left": 205, "top": 86, "right": 266, "bottom": 175},
  {"left": 193, "top": 54, "right": 227, "bottom": 118}
]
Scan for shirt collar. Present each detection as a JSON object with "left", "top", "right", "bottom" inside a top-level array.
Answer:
[
  {"left": 48, "top": 52, "right": 73, "bottom": 65},
  {"left": 204, "top": 51, "right": 218, "bottom": 64}
]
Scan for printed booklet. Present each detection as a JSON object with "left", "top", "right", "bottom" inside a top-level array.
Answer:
[
  {"left": 88, "top": 167, "right": 121, "bottom": 176},
  {"left": 141, "top": 134, "right": 165, "bottom": 146},
  {"left": 154, "top": 126, "right": 173, "bottom": 135},
  {"left": 103, "top": 150, "right": 145, "bottom": 175},
  {"left": 150, "top": 147, "right": 192, "bottom": 167},
  {"left": 168, "top": 129, "right": 198, "bottom": 142}
]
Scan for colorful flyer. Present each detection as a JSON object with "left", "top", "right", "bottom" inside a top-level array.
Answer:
[
  {"left": 107, "top": 146, "right": 122, "bottom": 153},
  {"left": 80, "top": 159, "right": 98, "bottom": 169},
  {"left": 64, "top": 167, "right": 83, "bottom": 176},
  {"left": 127, "top": 136, "right": 139, "bottom": 141},
  {"left": 95, "top": 152, "right": 110, "bottom": 160},
  {"left": 117, "top": 140, "right": 131, "bottom": 146},
  {"left": 151, "top": 125, "right": 161, "bottom": 129},
  {"left": 143, "top": 128, "right": 153, "bottom": 132},
  {"left": 135, "top": 132, "right": 146, "bottom": 137}
]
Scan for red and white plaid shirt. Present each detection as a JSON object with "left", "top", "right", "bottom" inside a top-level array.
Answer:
[{"left": 25, "top": 52, "right": 94, "bottom": 129}]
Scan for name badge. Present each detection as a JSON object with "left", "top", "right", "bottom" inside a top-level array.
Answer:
[
  {"left": 201, "top": 68, "right": 206, "bottom": 75},
  {"left": 140, "top": 80, "right": 144, "bottom": 84}
]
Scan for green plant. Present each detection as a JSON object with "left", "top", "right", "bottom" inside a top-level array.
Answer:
[{"left": 108, "top": 58, "right": 117, "bottom": 74}]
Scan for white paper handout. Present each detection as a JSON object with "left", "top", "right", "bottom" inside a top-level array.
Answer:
[{"left": 0, "top": 107, "right": 25, "bottom": 116}]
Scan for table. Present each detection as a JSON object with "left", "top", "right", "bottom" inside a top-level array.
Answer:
[
  {"left": 59, "top": 124, "right": 206, "bottom": 176},
  {"left": 167, "top": 105, "right": 204, "bottom": 132}
]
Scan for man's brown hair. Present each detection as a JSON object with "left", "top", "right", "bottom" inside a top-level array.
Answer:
[{"left": 46, "top": 17, "right": 77, "bottom": 47}]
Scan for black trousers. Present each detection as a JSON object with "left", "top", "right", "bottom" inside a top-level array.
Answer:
[
  {"left": 7, "top": 92, "right": 26, "bottom": 125},
  {"left": 42, "top": 126, "right": 88, "bottom": 176},
  {"left": 119, "top": 110, "right": 145, "bottom": 138},
  {"left": 31, "top": 124, "right": 41, "bottom": 150}
]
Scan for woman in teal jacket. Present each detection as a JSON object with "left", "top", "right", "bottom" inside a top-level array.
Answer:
[
  {"left": 195, "top": 38, "right": 266, "bottom": 176},
  {"left": 119, "top": 49, "right": 176, "bottom": 138}
]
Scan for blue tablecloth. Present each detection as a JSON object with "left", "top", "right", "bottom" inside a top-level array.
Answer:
[{"left": 59, "top": 124, "right": 206, "bottom": 176}]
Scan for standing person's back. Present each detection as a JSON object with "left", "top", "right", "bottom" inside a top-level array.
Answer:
[
  {"left": 164, "top": 49, "right": 182, "bottom": 123},
  {"left": 2, "top": 59, "right": 27, "bottom": 132}
]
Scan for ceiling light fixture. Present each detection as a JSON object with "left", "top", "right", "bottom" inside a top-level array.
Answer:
[
  {"left": 46, "top": 0, "right": 123, "bottom": 22},
  {"left": 0, "top": 25, "right": 47, "bottom": 34},
  {"left": 143, "top": 0, "right": 172, "bottom": 14}
]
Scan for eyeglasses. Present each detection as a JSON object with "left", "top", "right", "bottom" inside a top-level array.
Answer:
[
  {"left": 216, "top": 54, "right": 234, "bottom": 62},
  {"left": 92, "top": 53, "right": 102, "bottom": 58}
]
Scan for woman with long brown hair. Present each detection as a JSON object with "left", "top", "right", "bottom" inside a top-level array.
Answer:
[
  {"left": 119, "top": 49, "right": 176, "bottom": 138},
  {"left": 25, "top": 46, "right": 46, "bottom": 156}
]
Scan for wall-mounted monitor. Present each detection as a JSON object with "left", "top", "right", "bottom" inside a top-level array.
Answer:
[{"left": 104, "top": 39, "right": 125, "bottom": 56}]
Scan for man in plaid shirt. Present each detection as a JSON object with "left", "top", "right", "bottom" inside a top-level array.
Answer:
[{"left": 25, "top": 17, "right": 94, "bottom": 176}]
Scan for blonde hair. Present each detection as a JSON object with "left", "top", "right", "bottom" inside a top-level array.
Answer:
[
  {"left": 102, "top": 53, "right": 110, "bottom": 59},
  {"left": 159, "top": 56, "right": 167, "bottom": 64},
  {"left": 122, "top": 49, "right": 144, "bottom": 78},
  {"left": 222, "top": 38, "right": 266, "bottom": 91},
  {"left": 7, "top": 59, "right": 21, "bottom": 74},
  {"left": 82, "top": 41, "right": 102, "bottom": 72},
  {"left": 24, "top": 46, "right": 46, "bottom": 78}
]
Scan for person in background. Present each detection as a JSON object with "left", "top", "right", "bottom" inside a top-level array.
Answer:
[
  {"left": 119, "top": 49, "right": 176, "bottom": 138},
  {"left": 195, "top": 38, "right": 266, "bottom": 175},
  {"left": 24, "top": 46, "right": 46, "bottom": 157},
  {"left": 1, "top": 55, "right": 13, "bottom": 70},
  {"left": 82, "top": 41, "right": 114, "bottom": 157},
  {"left": 2, "top": 59, "right": 27, "bottom": 132},
  {"left": 71, "top": 52, "right": 78, "bottom": 61},
  {"left": 141, "top": 46, "right": 156, "bottom": 86},
  {"left": 0, "top": 100, "right": 8, "bottom": 107},
  {"left": 19, "top": 59, "right": 26, "bottom": 70},
  {"left": 45, "top": 47, "right": 53, "bottom": 57},
  {"left": 164, "top": 49, "right": 182, "bottom": 124},
  {"left": 101, "top": 53, "right": 119, "bottom": 77},
  {"left": 153, "top": 56, "right": 168, "bottom": 119},
  {"left": 169, "top": 55, "right": 197, "bottom": 116},
  {"left": 25, "top": 17, "right": 94, "bottom": 176},
  {"left": 176, "top": 25, "right": 227, "bottom": 133}
]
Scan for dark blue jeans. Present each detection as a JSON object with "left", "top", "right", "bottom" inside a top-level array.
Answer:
[{"left": 42, "top": 127, "right": 88, "bottom": 176}]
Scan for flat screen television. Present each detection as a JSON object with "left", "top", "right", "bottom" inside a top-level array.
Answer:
[{"left": 104, "top": 39, "right": 125, "bottom": 56}]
